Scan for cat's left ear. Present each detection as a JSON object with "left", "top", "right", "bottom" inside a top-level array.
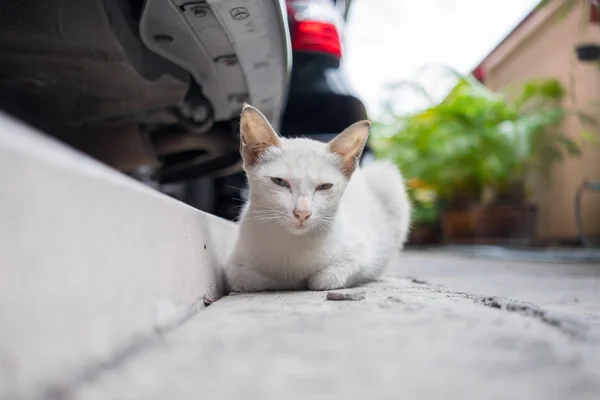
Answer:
[
  {"left": 327, "top": 120, "right": 371, "bottom": 176},
  {"left": 240, "top": 104, "right": 281, "bottom": 168}
]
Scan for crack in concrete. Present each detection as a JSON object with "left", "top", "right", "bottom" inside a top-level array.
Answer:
[
  {"left": 39, "top": 301, "right": 207, "bottom": 400},
  {"left": 42, "top": 334, "right": 158, "bottom": 400},
  {"left": 405, "top": 276, "right": 431, "bottom": 285},
  {"left": 478, "top": 296, "right": 562, "bottom": 327},
  {"left": 472, "top": 295, "right": 600, "bottom": 343},
  {"left": 419, "top": 283, "right": 600, "bottom": 342}
]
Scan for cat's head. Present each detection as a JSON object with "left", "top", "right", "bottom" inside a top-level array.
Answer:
[{"left": 239, "top": 104, "right": 370, "bottom": 235}]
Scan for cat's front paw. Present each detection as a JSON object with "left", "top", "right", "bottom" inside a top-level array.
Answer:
[
  {"left": 307, "top": 268, "right": 348, "bottom": 291},
  {"left": 226, "top": 264, "right": 284, "bottom": 293}
]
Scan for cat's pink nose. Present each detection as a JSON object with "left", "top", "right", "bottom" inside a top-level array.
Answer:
[{"left": 293, "top": 209, "right": 311, "bottom": 222}]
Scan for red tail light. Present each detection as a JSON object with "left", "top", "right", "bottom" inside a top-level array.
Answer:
[
  {"left": 291, "top": 20, "right": 342, "bottom": 58},
  {"left": 287, "top": 0, "right": 343, "bottom": 59}
]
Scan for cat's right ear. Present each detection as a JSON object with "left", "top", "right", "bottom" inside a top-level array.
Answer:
[
  {"left": 328, "top": 120, "right": 371, "bottom": 177},
  {"left": 239, "top": 104, "right": 281, "bottom": 167}
]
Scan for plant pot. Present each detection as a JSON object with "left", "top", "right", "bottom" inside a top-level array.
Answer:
[
  {"left": 441, "top": 210, "right": 474, "bottom": 242},
  {"left": 470, "top": 203, "right": 536, "bottom": 241},
  {"left": 408, "top": 222, "right": 440, "bottom": 245},
  {"left": 575, "top": 44, "right": 600, "bottom": 62}
]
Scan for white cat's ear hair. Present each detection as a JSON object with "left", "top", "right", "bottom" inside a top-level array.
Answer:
[
  {"left": 327, "top": 120, "right": 371, "bottom": 176},
  {"left": 239, "top": 104, "right": 281, "bottom": 167}
]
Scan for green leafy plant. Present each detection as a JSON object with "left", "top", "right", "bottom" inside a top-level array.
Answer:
[{"left": 371, "top": 75, "right": 586, "bottom": 210}]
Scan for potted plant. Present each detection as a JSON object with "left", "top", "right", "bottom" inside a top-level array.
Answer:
[
  {"left": 372, "top": 72, "right": 589, "bottom": 244},
  {"left": 373, "top": 76, "right": 522, "bottom": 242},
  {"left": 469, "top": 79, "right": 575, "bottom": 242}
]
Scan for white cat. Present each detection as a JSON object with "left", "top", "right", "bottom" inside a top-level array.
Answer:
[{"left": 224, "top": 104, "right": 411, "bottom": 292}]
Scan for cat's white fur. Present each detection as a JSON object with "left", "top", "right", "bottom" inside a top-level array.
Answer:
[{"left": 225, "top": 105, "right": 411, "bottom": 292}]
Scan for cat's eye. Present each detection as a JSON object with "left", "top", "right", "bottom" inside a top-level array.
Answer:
[
  {"left": 316, "top": 183, "right": 333, "bottom": 191},
  {"left": 271, "top": 177, "right": 289, "bottom": 188}
]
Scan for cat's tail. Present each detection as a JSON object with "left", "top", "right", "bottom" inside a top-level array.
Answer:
[{"left": 362, "top": 160, "right": 412, "bottom": 246}]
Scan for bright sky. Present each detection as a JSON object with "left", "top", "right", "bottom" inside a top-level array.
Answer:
[{"left": 345, "top": 0, "right": 541, "bottom": 117}]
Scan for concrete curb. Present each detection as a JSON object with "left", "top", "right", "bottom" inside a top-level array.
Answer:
[{"left": 0, "top": 113, "right": 238, "bottom": 399}]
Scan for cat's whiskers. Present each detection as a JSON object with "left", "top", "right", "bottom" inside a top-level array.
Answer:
[{"left": 245, "top": 209, "right": 289, "bottom": 232}]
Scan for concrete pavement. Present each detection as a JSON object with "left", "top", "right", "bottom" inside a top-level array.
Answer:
[
  {"left": 398, "top": 250, "right": 600, "bottom": 318},
  {"left": 75, "top": 251, "right": 600, "bottom": 400}
]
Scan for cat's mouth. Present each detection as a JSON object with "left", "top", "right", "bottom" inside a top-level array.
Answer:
[{"left": 290, "top": 221, "right": 310, "bottom": 234}]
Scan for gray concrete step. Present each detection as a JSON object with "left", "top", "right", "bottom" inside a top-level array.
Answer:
[
  {"left": 76, "top": 277, "right": 600, "bottom": 400},
  {"left": 0, "top": 113, "right": 237, "bottom": 399}
]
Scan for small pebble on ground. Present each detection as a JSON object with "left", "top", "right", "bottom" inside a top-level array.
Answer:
[{"left": 326, "top": 289, "right": 366, "bottom": 301}]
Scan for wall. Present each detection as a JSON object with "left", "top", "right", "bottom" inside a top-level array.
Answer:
[{"left": 482, "top": 1, "right": 600, "bottom": 241}]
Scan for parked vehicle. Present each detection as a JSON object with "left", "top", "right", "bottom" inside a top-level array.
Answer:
[
  {"left": 202, "top": 0, "right": 369, "bottom": 220},
  {"left": 0, "top": 0, "right": 367, "bottom": 221},
  {"left": 0, "top": 0, "right": 290, "bottom": 184}
]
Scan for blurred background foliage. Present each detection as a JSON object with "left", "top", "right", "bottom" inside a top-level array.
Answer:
[{"left": 371, "top": 69, "right": 598, "bottom": 226}]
